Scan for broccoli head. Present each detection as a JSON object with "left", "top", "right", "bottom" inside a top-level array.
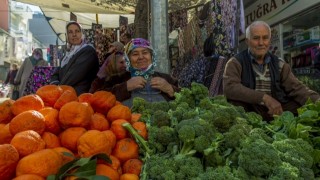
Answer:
[
  {"left": 238, "top": 138, "right": 282, "bottom": 177},
  {"left": 150, "top": 110, "right": 171, "bottom": 127},
  {"left": 148, "top": 101, "right": 171, "bottom": 112},
  {"left": 144, "top": 154, "right": 178, "bottom": 179},
  {"left": 131, "top": 97, "right": 148, "bottom": 113},
  {"left": 190, "top": 82, "right": 209, "bottom": 104},
  {"left": 272, "top": 138, "right": 315, "bottom": 179},
  {"left": 177, "top": 124, "right": 196, "bottom": 155},
  {"left": 223, "top": 122, "right": 252, "bottom": 149},
  {"left": 194, "top": 166, "right": 241, "bottom": 180},
  {"left": 268, "top": 162, "right": 300, "bottom": 180},
  {"left": 174, "top": 156, "right": 204, "bottom": 179},
  {"left": 147, "top": 126, "right": 179, "bottom": 153}
]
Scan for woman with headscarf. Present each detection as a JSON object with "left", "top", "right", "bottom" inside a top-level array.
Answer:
[
  {"left": 14, "top": 48, "right": 48, "bottom": 98},
  {"left": 89, "top": 51, "right": 127, "bottom": 92},
  {"left": 50, "top": 21, "right": 99, "bottom": 95},
  {"left": 91, "top": 38, "right": 180, "bottom": 107},
  {"left": 102, "top": 41, "right": 124, "bottom": 63}
]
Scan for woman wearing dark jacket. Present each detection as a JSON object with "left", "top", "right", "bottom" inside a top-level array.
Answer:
[
  {"left": 90, "top": 38, "right": 180, "bottom": 107},
  {"left": 50, "top": 21, "right": 99, "bottom": 95}
]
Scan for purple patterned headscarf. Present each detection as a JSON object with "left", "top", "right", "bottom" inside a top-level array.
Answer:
[{"left": 124, "top": 38, "right": 157, "bottom": 79}]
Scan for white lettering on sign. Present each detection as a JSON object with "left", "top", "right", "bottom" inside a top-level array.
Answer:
[{"left": 245, "top": 0, "right": 320, "bottom": 26}]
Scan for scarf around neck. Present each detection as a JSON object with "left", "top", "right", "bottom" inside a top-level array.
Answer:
[{"left": 61, "top": 41, "right": 89, "bottom": 68}]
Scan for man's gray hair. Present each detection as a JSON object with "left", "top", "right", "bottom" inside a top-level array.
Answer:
[{"left": 245, "top": 21, "right": 271, "bottom": 39}]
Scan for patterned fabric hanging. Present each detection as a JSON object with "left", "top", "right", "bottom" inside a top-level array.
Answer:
[
  {"left": 173, "top": 0, "right": 239, "bottom": 95},
  {"left": 178, "top": 55, "right": 220, "bottom": 88},
  {"left": 83, "top": 29, "right": 95, "bottom": 45},
  {"left": 168, "top": 9, "right": 188, "bottom": 32},
  {"left": 23, "top": 66, "right": 56, "bottom": 96},
  {"left": 178, "top": 30, "right": 186, "bottom": 57},
  {"left": 220, "top": 0, "right": 237, "bottom": 49},
  {"left": 119, "top": 16, "right": 128, "bottom": 38},
  {"left": 208, "top": 56, "right": 227, "bottom": 96}
]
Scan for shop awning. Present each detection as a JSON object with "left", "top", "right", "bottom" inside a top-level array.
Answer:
[
  {"left": 15, "top": 0, "right": 209, "bottom": 42},
  {"left": 40, "top": 6, "right": 135, "bottom": 42}
]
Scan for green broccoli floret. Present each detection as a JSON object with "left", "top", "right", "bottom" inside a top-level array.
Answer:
[
  {"left": 268, "top": 162, "right": 300, "bottom": 180},
  {"left": 210, "top": 95, "right": 233, "bottom": 106},
  {"left": 272, "top": 138, "right": 315, "bottom": 179},
  {"left": 173, "top": 82, "right": 210, "bottom": 108},
  {"left": 168, "top": 100, "right": 178, "bottom": 110},
  {"left": 174, "top": 87, "right": 195, "bottom": 107},
  {"left": 182, "top": 107, "right": 200, "bottom": 120},
  {"left": 223, "top": 122, "right": 252, "bottom": 149},
  {"left": 131, "top": 97, "right": 148, "bottom": 113},
  {"left": 198, "top": 109, "right": 214, "bottom": 121},
  {"left": 190, "top": 82, "right": 209, "bottom": 104},
  {"left": 238, "top": 138, "right": 282, "bottom": 177},
  {"left": 177, "top": 125, "right": 196, "bottom": 156},
  {"left": 193, "top": 135, "right": 212, "bottom": 153},
  {"left": 248, "top": 128, "right": 274, "bottom": 143},
  {"left": 204, "top": 151, "right": 225, "bottom": 167},
  {"left": 144, "top": 152, "right": 204, "bottom": 180},
  {"left": 176, "top": 118, "right": 216, "bottom": 137},
  {"left": 198, "top": 97, "right": 214, "bottom": 110},
  {"left": 203, "top": 103, "right": 246, "bottom": 134},
  {"left": 150, "top": 110, "right": 171, "bottom": 127},
  {"left": 147, "top": 126, "right": 179, "bottom": 153},
  {"left": 175, "top": 117, "right": 219, "bottom": 156},
  {"left": 244, "top": 111, "right": 266, "bottom": 128},
  {"left": 273, "top": 138, "right": 314, "bottom": 169},
  {"left": 174, "top": 156, "right": 204, "bottom": 179},
  {"left": 168, "top": 102, "right": 190, "bottom": 126},
  {"left": 209, "top": 108, "right": 236, "bottom": 133},
  {"left": 148, "top": 101, "right": 171, "bottom": 112},
  {"left": 144, "top": 154, "right": 178, "bottom": 179},
  {"left": 193, "top": 166, "right": 241, "bottom": 180},
  {"left": 161, "top": 170, "right": 176, "bottom": 180}
]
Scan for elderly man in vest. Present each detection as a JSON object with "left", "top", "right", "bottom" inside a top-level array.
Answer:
[{"left": 223, "top": 20, "right": 320, "bottom": 121}]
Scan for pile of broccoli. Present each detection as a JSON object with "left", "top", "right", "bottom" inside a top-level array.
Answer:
[{"left": 126, "top": 82, "right": 318, "bottom": 180}]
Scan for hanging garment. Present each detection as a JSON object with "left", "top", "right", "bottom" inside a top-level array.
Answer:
[
  {"left": 208, "top": 56, "right": 227, "bottom": 96},
  {"left": 178, "top": 55, "right": 220, "bottom": 89},
  {"left": 23, "top": 66, "right": 57, "bottom": 96},
  {"left": 168, "top": 9, "right": 188, "bottom": 32}
]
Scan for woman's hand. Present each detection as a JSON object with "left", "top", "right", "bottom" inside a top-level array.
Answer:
[
  {"left": 150, "top": 77, "right": 174, "bottom": 97},
  {"left": 262, "top": 94, "right": 283, "bottom": 116},
  {"left": 127, "top": 76, "right": 147, "bottom": 91}
]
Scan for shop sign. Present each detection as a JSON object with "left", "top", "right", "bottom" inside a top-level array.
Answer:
[{"left": 245, "top": 0, "right": 320, "bottom": 26}]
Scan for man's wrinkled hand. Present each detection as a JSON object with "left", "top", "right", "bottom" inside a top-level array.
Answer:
[{"left": 262, "top": 94, "right": 283, "bottom": 116}]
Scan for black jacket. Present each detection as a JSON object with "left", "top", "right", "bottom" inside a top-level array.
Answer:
[{"left": 50, "top": 45, "right": 99, "bottom": 95}]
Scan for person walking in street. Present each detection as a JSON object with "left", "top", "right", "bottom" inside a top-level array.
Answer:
[{"left": 14, "top": 48, "right": 48, "bottom": 98}]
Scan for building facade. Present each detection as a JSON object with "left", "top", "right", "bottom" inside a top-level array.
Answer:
[{"left": 0, "top": 0, "right": 47, "bottom": 81}]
